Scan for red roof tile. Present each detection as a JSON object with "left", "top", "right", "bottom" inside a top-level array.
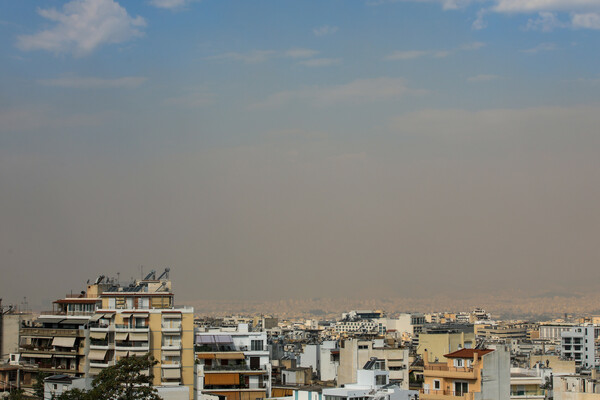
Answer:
[{"left": 444, "top": 348, "right": 494, "bottom": 359}]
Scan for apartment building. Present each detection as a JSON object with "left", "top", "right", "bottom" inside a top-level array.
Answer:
[
  {"left": 509, "top": 367, "right": 549, "bottom": 400},
  {"left": 89, "top": 271, "right": 195, "bottom": 400},
  {"left": 19, "top": 313, "right": 91, "bottom": 381},
  {"left": 195, "top": 323, "right": 272, "bottom": 400},
  {"left": 338, "top": 339, "right": 409, "bottom": 389},
  {"left": 421, "top": 346, "right": 510, "bottom": 400},
  {"left": 417, "top": 326, "right": 476, "bottom": 363},
  {"left": 553, "top": 373, "right": 600, "bottom": 400},
  {"left": 561, "top": 326, "right": 596, "bottom": 370}
]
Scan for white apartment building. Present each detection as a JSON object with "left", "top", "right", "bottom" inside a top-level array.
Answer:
[
  {"left": 195, "top": 323, "right": 272, "bottom": 400},
  {"left": 561, "top": 326, "right": 596, "bottom": 370}
]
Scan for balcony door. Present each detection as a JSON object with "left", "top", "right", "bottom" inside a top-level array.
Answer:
[{"left": 454, "top": 381, "right": 468, "bottom": 396}]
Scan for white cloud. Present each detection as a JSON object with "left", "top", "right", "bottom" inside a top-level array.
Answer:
[
  {"left": 467, "top": 74, "right": 501, "bottom": 82},
  {"left": 205, "top": 50, "right": 276, "bottom": 64},
  {"left": 252, "top": 77, "right": 422, "bottom": 108},
  {"left": 366, "top": 0, "right": 475, "bottom": 10},
  {"left": 571, "top": 13, "right": 600, "bottom": 29},
  {"left": 472, "top": 9, "right": 488, "bottom": 29},
  {"left": 164, "top": 91, "right": 215, "bottom": 107},
  {"left": 526, "top": 11, "right": 567, "bottom": 31},
  {"left": 16, "top": 0, "right": 146, "bottom": 56},
  {"left": 285, "top": 48, "right": 319, "bottom": 59},
  {"left": 385, "top": 42, "right": 484, "bottom": 61},
  {"left": 38, "top": 76, "right": 146, "bottom": 88},
  {"left": 521, "top": 42, "right": 556, "bottom": 53},
  {"left": 493, "top": 0, "right": 600, "bottom": 13},
  {"left": 149, "top": 0, "right": 196, "bottom": 9},
  {"left": 313, "top": 25, "right": 339, "bottom": 36},
  {"left": 298, "top": 58, "right": 342, "bottom": 67}
]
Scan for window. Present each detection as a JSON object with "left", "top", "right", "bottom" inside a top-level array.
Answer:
[
  {"left": 115, "top": 297, "right": 126, "bottom": 309},
  {"left": 455, "top": 382, "right": 468, "bottom": 396},
  {"left": 251, "top": 340, "right": 264, "bottom": 351},
  {"left": 434, "top": 380, "right": 441, "bottom": 390},
  {"left": 454, "top": 359, "right": 464, "bottom": 367}
]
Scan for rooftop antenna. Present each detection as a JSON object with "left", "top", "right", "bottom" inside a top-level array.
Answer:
[
  {"left": 140, "top": 265, "right": 144, "bottom": 281},
  {"left": 117, "top": 272, "right": 120, "bottom": 285}
]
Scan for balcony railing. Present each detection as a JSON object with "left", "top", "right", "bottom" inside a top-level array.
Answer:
[
  {"left": 204, "top": 364, "right": 265, "bottom": 372},
  {"left": 420, "top": 389, "right": 473, "bottom": 399}
]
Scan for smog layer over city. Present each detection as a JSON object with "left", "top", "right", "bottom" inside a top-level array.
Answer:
[{"left": 1, "top": 1, "right": 600, "bottom": 399}]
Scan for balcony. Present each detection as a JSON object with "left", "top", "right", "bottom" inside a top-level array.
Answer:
[
  {"left": 510, "top": 389, "right": 545, "bottom": 398},
  {"left": 420, "top": 389, "right": 474, "bottom": 400},
  {"left": 89, "top": 362, "right": 111, "bottom": 368},
  {"left": 115, "top": 324, "right": 149, "bottom": 332},
  {"left": 424, "top": 364, "right": 477, "bottom": 380},
  {"left": 20, "top": 327, "right": 81, "bottom": 337},
  {"left": 161, "top": 361, "right": 182, "bottom": 368},
  {"left": 204, "top": 364, "right": 265, "bottom": 372},
  {"left": 162, "top": 325, "right": 182, "bottom": 333},
  {"left": 89, "top": 342, "right": 114, "bottom": 350},
  {"left": 115, "top": 342, "right": 149, "bottom": 351},
  {"left": 162, "top": 343, "right": 182, "bottom": 351}
]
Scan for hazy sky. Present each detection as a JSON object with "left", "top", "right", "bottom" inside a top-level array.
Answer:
[{"left": 1, "top": 0, "right": 600, "bottom": 309}]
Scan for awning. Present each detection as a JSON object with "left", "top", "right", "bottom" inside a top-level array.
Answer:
[
  {"left": 132, "top": 313, "right": 148, "bottom": 318},
  {"left": 162, "top": 350, "right": 180, "bottom": 357},
  {"left": 129, "top": 333, "right": 148, "bottom": 341},
  {"left": 196, "top": 354, "right": 216, "bottom": 359},
  {"left": 162, "top": 369, "right": 181, "bottom": 379},
  {"left": 120, "top": 313, "right": 132, "bottom": 319},
  {"left": 90, "top": 332, "right": 107, "bottom": 340},
  {"left": 63, "top": 318, "right": 89, "bottom": 325},
  {"left": 103, "top": 313, "right": 115, "bottom": 319},
  {"left": 196, "top": 334, "right": 233, "bottom": 344},
  {"left": 52, "top": 337, "right": 76, "bottom": 347},
  {"left": 115, "top": 332, "right": 129, "bottom": 341},
  {"left": 162, "top": 313, "right": 181, "bottom": 319},
  {"left": 216, "top": 353, "right": 245, "bottom": 360},
  {"left": 115, "top": 351, "right": 129, "bottom": 357},
  {"left": 90, "top": 314, "right": 103, "bottom": 322},
  {"left": 88, "top": 350, "right": 107, "bottom": 361},
  {"left": 89, "top": 368, "right": 103, "bottom": 375},
  {"left": 204, "top": 373, "right": 239, "bottom": 385},
  {"left": 21, "top": 353, "right": 52, "bottom": 359},
  {"left": 37, "top": 316, "right": 65, "bottom": 324},
  {"left": 215, "top": 335, "right": 233, "bottom": 344},
  {"left": 129, "top": 351, "right": 148, "bottom": 357},
  {"left": 54, "top": 354, "right": 76, "bottom": 359}
]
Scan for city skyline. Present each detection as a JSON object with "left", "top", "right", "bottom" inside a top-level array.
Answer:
[{"left": 1, "top": 0, "right": 600, "bottom": 308}]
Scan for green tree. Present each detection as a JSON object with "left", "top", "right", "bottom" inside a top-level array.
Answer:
[
  {"left": 54, "top": 388, "right": 90, "bottom": 400},
  {"left": 88, "top": 353, "right": 161, "bottom": 400},
  {"left": 33, "top": 372, "right": 51, "bottom": 399},
  {"left": 6, "top": 388, "right": 26, "bottom": 400}
]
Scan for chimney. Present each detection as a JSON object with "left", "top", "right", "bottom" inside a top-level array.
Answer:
[{"left": 423, "top": 349, "right": 429, "bottom": 367}]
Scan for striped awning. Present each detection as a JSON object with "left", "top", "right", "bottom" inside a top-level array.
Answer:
[
  {"left": 204, "top": 373, "right": 239, "bottom": 385},
  {"left": 115, "top": 332, "right": 129, "bottom": 341}
]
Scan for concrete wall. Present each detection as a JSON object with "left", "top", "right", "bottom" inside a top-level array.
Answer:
[
  {"left": 478, "top": 346, "right": 510, "bottom": 400},
  {"left": 417, "top": 332, "right": 476, "bottom": 363}
]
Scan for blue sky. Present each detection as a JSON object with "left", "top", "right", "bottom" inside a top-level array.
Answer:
[{"left": 1, "top": 0, "right": 600, "bottom": 306}]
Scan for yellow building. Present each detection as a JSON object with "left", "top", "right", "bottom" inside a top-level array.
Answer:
[
  {"left": 421, "top": 347, "right": 510, "bottom": 400},
  {"left": 88, "top": 271, "right": 195, "bottom": 400},
  {"left": 418, "top": 330, "right": 476, "bottom": 363}
]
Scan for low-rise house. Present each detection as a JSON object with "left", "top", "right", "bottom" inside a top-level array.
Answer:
[{"left": 421, "top": 346, "right": 510, "bottom": 400}]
